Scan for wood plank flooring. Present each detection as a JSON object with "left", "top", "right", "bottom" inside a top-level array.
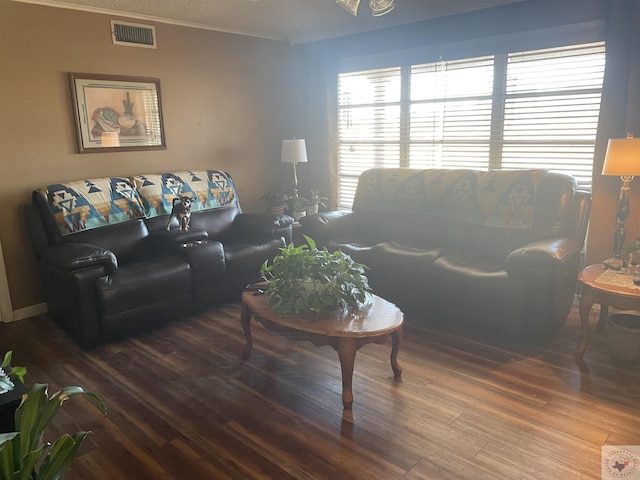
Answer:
[{"left": 1, "top": 303, "right": 639, "bottom": 479}]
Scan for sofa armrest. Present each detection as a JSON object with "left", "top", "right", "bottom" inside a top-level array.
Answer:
[
  {"left": 39, "top": 242, "right": 118, "bottom": 275},
  {"left": 505, "top": 238, "right": 582, "bottom": 275},
  {"left": 299, "top": 210, "right": 354, "bottom": 245},
  {"left": 231, "top": 213, "right": 294, "bottom": 243}
]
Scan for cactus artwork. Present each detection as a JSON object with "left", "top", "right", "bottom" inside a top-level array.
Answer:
[
  {"left": 123, "top": 92, "right": 134, "bottom": 115},
  {"left": 118, "top": 92, "right": 136, "bottom": 129}
]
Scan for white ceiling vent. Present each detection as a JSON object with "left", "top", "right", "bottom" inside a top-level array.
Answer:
[{"left": 111, "top": 20, "right": 157, "bottom": 49}]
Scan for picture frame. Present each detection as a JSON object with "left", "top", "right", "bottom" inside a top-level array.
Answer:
[{"left": 69, "top": 72, "right": 166, "bottom": 153}]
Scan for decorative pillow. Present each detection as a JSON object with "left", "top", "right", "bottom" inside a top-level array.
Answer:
[
  {"left": 474, "top": 169, "right": 546, "bottom": 228},
  {"left": 132, "top": 170, "right": 237, "bottom": 218},
  {"left": 36, "top": 177, "right": 145, "bottom": 236}
]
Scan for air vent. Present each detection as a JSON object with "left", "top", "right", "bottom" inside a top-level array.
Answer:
[{"left": 111, "top": 20, "right": 157, "bottom": 49}]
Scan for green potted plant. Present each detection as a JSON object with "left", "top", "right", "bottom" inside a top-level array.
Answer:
[
  {"left": 626, "top": 237, "right": 640, "bottom": 263},
  {"left": 304, "top": 189, "right": 328, "bottom": 215},
  {"left": 260, "top": 191, "right": 287, "bottom": 215},
  {"left": 0, "top": 351, "right": 107, "bottom": 480},
  {"left": 287, "top": 196, "right": 307, "bottom": 222},
  {"left": 260, "top": 235, "right": 371, "bottom": 316}
]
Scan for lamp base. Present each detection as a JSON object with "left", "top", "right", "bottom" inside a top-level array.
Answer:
[{"left": 603, "top": 256, "right": 624, "bottom": 271}]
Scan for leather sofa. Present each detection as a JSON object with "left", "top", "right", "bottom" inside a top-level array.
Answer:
[
  {"left": 25, "top": 170, "right": 291, "bottom": 346},
  {"left": 301, "top": 168, "right": 591, "bottom": 343}
]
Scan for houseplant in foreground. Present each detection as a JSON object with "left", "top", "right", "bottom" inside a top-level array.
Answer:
[
  {"left": 260, "top": 235, "right": 371, "bottom": 316},
  {"left": 0, "top": 352, "right": 107, "bottom": 480}
]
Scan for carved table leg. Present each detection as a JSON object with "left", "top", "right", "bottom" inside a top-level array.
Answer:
[
  {"left": 240, "top": 301, "right": 253, "bottom": 360},
  {"left": 337, "top": 337, "right": 357, "bottom": 409},
  {"left": 575, "top": 285, "right": 594, "bottom": 360},
  {"left": 597, "top": 297, "right": 608, "bottom": 332},
  {"left": 390, "top": 329, "right": 403, "bottom": 378}
]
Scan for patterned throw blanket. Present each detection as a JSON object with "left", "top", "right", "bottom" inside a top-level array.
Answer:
[
  {"left": 131, "top": 170, "right": 236, "bottom": 218},
  {"left": 353, "top": 168, "right": 546, "bottom": 229},
  {"left": 37, "top": 170, "right": 237, "bottom": 236}
]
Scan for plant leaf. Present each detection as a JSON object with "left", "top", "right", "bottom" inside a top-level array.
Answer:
[
  {"left": 0, "top": 352, "right": 11, "bottom": 369},
  {"left": 17, "top": 444, "right": 48, "bottom": 480},
  {"left": 15, "top": 383, "right": 49, "bottom": 455},
  {"left": 0, "top": 432, "right": 18, "bottom": 479},
  {"left": 34, "top": 387, "right": 106, "bottom": 441},
  {"left": 38, "top": 432, "right": 91, "bottom": 480}
]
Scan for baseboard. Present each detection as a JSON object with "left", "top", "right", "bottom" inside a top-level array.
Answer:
[{"left": 12, "top": 303, "right": 48, "bottom": 322}]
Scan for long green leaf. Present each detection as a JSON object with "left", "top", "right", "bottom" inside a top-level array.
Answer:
[
  {"left": 16, "top": 444, "right": 47, "bottom": 480},
  {"left": 0, "top": 432, "right": 18, "bottom": 480},
  {"left": 0, "top": 352, "right": 11, "bottom": 369},
  {"left": 38, "top": 432, "right": 90, "bottom": 480},
  {"left": 14, "top": 383, "right": 49, "bottom": 455},
  {"left": 50, "top": 387, "right": 107, "bottom": 417},
  {"left": 8, "top": 367, "right": 27, "bottom": 384}
]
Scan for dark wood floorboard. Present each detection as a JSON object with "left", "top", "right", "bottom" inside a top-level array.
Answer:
[{"left": 1, "top": 303, "right": 639, "bottom": 479}]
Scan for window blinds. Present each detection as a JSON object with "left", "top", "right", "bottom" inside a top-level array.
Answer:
[{"left": 337, "top": 42, "right": 605, "bottom": 209}]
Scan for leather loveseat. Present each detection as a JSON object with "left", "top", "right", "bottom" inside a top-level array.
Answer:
[
  {"left": 25, "top": 170, "right": 291, "bottom": 346},
  {"left": 301, "top": 168, "right": 591, "bottom": 343}
]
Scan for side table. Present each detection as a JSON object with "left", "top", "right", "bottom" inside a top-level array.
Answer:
[
  {"left": 0, "top": 380, "right": 27, "bottom": 433},
  {"left": 575, "top": 264, "right": 640, "bottom": 359}
]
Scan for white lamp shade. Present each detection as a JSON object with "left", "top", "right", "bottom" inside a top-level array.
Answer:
[
  {"left": 281, "top": 139, "right": 308, "bottom": 164},
  {"left": 101, "top": 131, "right": 120, "bottom": 147},
  {"left": 602, "top": 136, "right": 640, "bottom": 176},
  {"left": 336, "top": 0, "right": 360, "bottom": 16}
]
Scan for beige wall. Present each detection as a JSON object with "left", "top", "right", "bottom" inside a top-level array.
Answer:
[{"left": 0, "top": 0, "right": 298, "bottom": 311}]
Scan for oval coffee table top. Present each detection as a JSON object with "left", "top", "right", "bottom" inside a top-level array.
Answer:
[{"left": 241, "top": 291, "right": 404, "bottom": 338}]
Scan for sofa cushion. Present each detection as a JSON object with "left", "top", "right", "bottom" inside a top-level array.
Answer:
[
  {"left": 64, "top": 219, "right": 150, "bottom": 265},
  {"left": 223, "top": 239, "right": 285, "bottom": 297},
  {"left": 422, "top": 251, "right": 527, "bottom": 340},
  {"left": 366, "top": 242, "right": 444, "bottom": 309},
  {"left": 132, "top": 170, "right": 237, "bottom": 218},
  {"left": 35, "top": 177, "right": 145, "bottom": 236}
]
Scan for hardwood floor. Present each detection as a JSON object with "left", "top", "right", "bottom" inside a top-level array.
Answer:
[{"left": 1, "top": 303, "right": 639, "bottom": 479}]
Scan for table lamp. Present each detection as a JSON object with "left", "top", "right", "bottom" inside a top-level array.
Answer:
[
  {"left": 281, "top": 139, "right": 308, "bottom": 198},
  {"left": 601, "top": 133, "right": 640, "bottom": 270}
]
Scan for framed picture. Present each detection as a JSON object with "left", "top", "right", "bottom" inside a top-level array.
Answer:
[{"left": 69, "top": 73, "right": 166, "bottom": 153}]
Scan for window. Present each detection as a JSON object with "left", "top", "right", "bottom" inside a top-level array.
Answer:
[{"left": 337, "top": 42, "right": 606, "bottom": 209}]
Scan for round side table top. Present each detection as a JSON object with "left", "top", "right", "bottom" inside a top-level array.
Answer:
[{"left": 579, "top": 264, "right": 640, "bottom": 298}]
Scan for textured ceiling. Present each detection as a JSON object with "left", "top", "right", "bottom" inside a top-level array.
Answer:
[{"left": 15, "top": 0, "right": 525, "bottom": 44}]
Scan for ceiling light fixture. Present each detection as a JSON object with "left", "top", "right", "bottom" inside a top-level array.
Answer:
[{"left": 336, "top": 0, "right": 394, "bottom": 16}]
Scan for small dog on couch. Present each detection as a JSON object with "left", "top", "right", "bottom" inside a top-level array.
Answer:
[{"left": 167, "top": 195, "right": 193, "bottom": 231}]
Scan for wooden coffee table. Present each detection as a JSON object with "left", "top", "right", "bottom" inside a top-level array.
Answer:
[
  {"left": 240, "top": 290, "right": 404, "bottom": 409},
  {"left": 575, "top": 264, "right": 640, "bottom": 359}
]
